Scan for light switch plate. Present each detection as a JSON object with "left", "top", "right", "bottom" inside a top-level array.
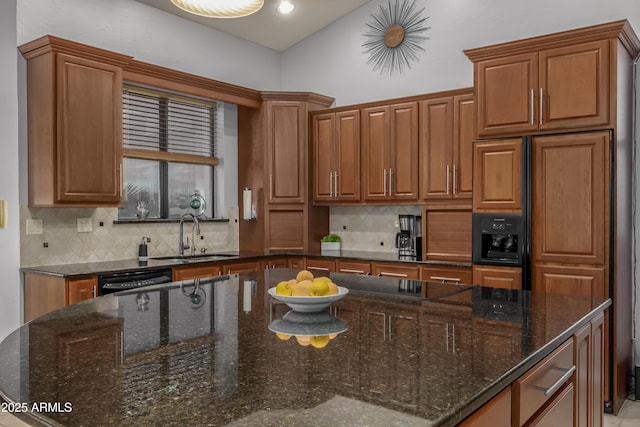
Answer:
[
  {"left": 77, "top": 218, "right": 92, "bottom": 233},
  {"left": 26, "top": 219, "right": 43, "bottom": 235}
]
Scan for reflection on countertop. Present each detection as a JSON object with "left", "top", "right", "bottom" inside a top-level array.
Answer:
[{"left": 0, "top": 269, "right": 609, "bottom": 426}]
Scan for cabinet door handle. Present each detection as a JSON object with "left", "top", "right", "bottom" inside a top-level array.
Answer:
[
  {"left": 539, "top": 88, "right": 543, "bottom": 125},
  {"left": 93, "top": 286, "right": 97, "bottom": 298},
  {"left": 530, "top": 89, "right": 534, "bottom": 124},
  {"left": 446, "top": 165, "right": 450, "bottom": 195},
  {"left": 334, "top": 172, "right": 339, "bottom": 198},
  {"left": 378, "top": 271, "right": 408, "bottom": 278},
  {"left": 307, "top": 266, "right": 330, "bottom": 271},
  {"left": 269, "top": 173, "right": 273, "bottom": 201},
  {"left": 339, "top": 268, "right": 365, "bottom": 274},
  {"left": 389, "top": 169, "right": 393, "bottom": 196},
  {"left": 429, "top": 276, "right": 461, "bottom": 284},
  {"left": 329, "top": 171, "right": 333, "bottom": 198},
  {"left": 383, "top": 169, "right": 387, "bottom": 196},
  {"left": 453, "top": 164, "right": 457, "bottom": 195},
  {"left": 534, "top": 365, "right": 576, "bottom": 397}
]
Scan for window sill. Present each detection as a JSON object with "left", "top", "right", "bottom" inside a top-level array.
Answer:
[{"left": 113, "top": 218, "right": 230, "bottom": 225}]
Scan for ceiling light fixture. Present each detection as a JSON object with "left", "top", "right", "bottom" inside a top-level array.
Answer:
[
  {"left": 276, "top": 0, "right": 294, "bottom": 15},
  {"left": 170, "top": 0, "right": 264, "bottom": 18}
]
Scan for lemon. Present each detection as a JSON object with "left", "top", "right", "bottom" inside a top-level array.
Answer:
[
  {"left": 310, "top": 335, "right": 330, "bottom": 348},
  {"left": 275, "top": 333, "right": 291, "bottom": 341},
  {"left": 326, "top": 282, "right": 339, "bottom": 296},
  {"left": 275, "top": 281, "right": 293, "bottom": 296},
  {"left": 296, "top": 335, "right": 311, "bottom": 346},
  {"left": 296, "top": 269, "right": 314, "bottom": 282},
  {"left": 310, "top": 279, "right": 330, "bottom": 296},
  {"left": 292, "top": 280, "right": 313, "bottom": 296},
  {"left": 315, "top": 276, "right": 332, "bottom": 284}
]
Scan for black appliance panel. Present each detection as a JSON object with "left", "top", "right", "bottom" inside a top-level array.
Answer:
[
  {"left": 472, "top": 213, "right": 524, "bottom": 266},
  {"left": 98, "top": 268, "right": 173, "bottom": 295}
]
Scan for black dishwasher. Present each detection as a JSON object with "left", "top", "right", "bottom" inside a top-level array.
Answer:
[{"left": 98, "top": 268, "right": 173, "bottom": 295}]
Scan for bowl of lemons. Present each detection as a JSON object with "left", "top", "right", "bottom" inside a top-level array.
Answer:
[
  {"left": 268, "top": 310, "right": 348, "bottom": 348},
  {"left": 267, "top": 269, "right": 349, "bottom": 313}
]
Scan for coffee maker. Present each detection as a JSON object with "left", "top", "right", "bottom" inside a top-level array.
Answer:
[{"left": 396, "top": 215, "right": 422, "bottom": 260}]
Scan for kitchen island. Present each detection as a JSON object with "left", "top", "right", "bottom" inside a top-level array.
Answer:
[{"left": 0, "top": 269, "right": 609, "bottom": 426}]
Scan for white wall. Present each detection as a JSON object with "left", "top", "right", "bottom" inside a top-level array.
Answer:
[
  {"left": 0, "top": 0, "right": 21, "bottom": 341},
  {"left": 281, "top": 0, "right": 640, "bottom": 106}
]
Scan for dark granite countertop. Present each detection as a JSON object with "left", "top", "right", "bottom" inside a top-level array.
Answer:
[
  {"left": 0, "top": 269, "right": 609, "bottom": 426},
  {"left": 19, "top": 250, "right": 471, "bottom": 278}
]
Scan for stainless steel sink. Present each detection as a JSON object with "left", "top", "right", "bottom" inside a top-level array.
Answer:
[{"left": 152, "top": 253, "right": 237, "bottom": 263}]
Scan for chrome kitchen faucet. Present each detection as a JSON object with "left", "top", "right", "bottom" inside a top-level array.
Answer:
[{"left": 179, "top": 213, "right": 200, "bottom": 256}]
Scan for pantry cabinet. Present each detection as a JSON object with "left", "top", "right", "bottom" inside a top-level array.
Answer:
[
  {"left": 19, "top": 36, "right": 131, "bottom": 207},
  {"left": 361, "top": 102, "right": 419, "bottom": 202},
  {"left": 312, "top": 110, "right": 361, "bottom": 203},
  {"left": 419, "top": 91, "right": 474, "bottom": 200}
]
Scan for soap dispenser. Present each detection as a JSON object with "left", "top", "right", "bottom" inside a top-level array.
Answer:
[{"left": 138, "top": 237, "right": 150, "bottom": 262}]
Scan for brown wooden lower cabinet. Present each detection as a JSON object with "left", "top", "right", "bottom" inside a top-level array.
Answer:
[
  {"left": 472, "top": 265, "right": 522, "bottom": 289},
  {"left": 24, "top": 272, "right": 99, "bottom": 322},
  {"left": 458, "top": 386, "right": 511, "bottom": 427},
  {"left": 304, "top": 257, "right": 336, "bottom": 273},
  {"left": 173, "top": 265, "right": 222, "bottom": 281},
  {"left": 336, "top": 259, "right": 371, "bottom": 275},
  {"left": 223, "top": 261, "right": 264, "bottom": 275},
  {"left": 372, "top": 262, "right": 420, "bottom": 280},
  {"left": 265, "top": 257, "right": 289, "bottom": 269},
  {"left": 532, "top": 263, "right": 607, "bottom": 299},
  {"left": 288, "top": 257, "right": 304, "bottom": 270},
  {"left": 422, "top": 265, "right": 471, "bottom": 285}
]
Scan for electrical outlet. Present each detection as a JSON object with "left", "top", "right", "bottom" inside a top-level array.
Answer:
[
  {"left": 77, "top": 218, "right": 92, "bottom": 233},
  {"left": 26, "top": 219, "right": 43, "bottom": 235}
]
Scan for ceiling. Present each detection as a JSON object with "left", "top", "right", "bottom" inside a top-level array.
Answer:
[{"left": 135, "top": 0, "right": 372, "bottom": 51}]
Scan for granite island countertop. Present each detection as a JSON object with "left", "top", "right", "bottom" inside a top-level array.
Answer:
[
  {"left": 0, "top": 269, "right": 609, "bottom": 426},
  {"left": 19, "top": 250, "right": 471, "bottom": 278}
]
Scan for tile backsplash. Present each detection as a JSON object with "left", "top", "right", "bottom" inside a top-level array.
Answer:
[
  {"left": 20, "top": 205, "right": 420, "bottom": 266},
  {"left": 329, "top": 205, "right": 422, "bottom": 252},
  {"left": 20, "top": 206, "right": 239, "bottom": 267}
]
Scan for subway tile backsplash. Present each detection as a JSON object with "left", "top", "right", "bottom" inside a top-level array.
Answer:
[
  {"left": 20, "top": 205, "right": 420, "bottom": 266},
  {"left": 20, "top": 206, "right": 239, "bottom": 267}
]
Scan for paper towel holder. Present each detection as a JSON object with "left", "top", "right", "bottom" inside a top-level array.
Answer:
[{"left": 243, "top": 188, "right": 257, "bottom": 221}]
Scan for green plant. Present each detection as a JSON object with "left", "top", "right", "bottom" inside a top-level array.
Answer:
[{"left": 321, "top": 234, "right": 341, "bottom": 243}]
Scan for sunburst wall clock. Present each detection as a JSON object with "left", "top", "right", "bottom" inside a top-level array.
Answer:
[{"left": 362, "top": 0, "right": 430, "bottom": 75}]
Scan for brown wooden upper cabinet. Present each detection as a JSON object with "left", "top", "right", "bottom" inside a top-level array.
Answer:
[
  {"left": 472, "top": 139, "right": 522, "bottom": 212},
  {"left": 419, "top": 92, "right": 474, "bottom": 200},
  {"left": 312, "top": 110, "right": 361, "bottom": 203},
  {"left": 19, "top": 36, "right": 131, "bottom": 207},
  {"left": 361, "top": 102, "right": 419, "bottom": 202},
  {"left": 266, "top": 101, "right": 307, "bottom": 204},
  {"left": 466, "top": 29, "right": 616, "bottom": 138}
]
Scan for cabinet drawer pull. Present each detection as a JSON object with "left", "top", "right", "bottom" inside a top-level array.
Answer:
[
  {"left": 307, "top": 266, "right": 330, "bottom": 271},
  {"left": 539, "top": 88, "right": 543, "bottom": 125},
  {"left": 534, "top": 365, "right": 576, "bottom": 397},
  {"left": 378, "top": 271, "right": 408, "bottom": 278},
  {"left": 339, "top": 268, "right": 365, "bottom": 274},
  {"left": 452, "top": 164, "right": 457, "bottom": 195},
  {"left": 530, "top": 88, "right": 534, "bottom": 124},
  {"left": 429, "top": 276, "right": 461, "bottom": 284},
  {"left": 383, "top": 169, "right": 387, "bottom": 196},
  {"left": 446, "top": 165, "right": 450, "bottom": 195}
]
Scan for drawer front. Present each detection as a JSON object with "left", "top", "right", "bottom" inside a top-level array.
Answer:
[
  {"left": 422, "top": 266, "right": 472, "bottom": 285},
  {"left": 305, "top": 258, "right": 336, "bottom": 273},
  {"left": 337, "top": 260, "right": 371, "bottom": 275},
  {"left": 372, "top": 263, "right": 421, "bottom": 280},
  {"left": 513, "top": 338, "right": 575, "bottom": 426}
]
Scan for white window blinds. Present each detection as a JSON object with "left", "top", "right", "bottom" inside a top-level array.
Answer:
[{"left": 122, "top": 86, "right": 218, "bottom": 165}]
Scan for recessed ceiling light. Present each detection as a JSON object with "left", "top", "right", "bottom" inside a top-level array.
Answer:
[{"left": 276, "top": 0, "right": 295, "bottom": 15}]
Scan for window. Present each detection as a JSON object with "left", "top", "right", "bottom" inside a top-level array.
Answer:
[{"left": 119, "top": 86, "right": 217, "bottom": 220}]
